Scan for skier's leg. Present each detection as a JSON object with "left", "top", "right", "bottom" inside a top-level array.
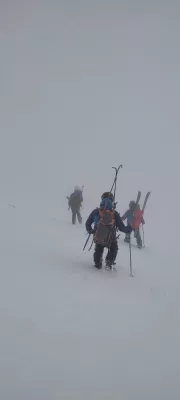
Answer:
[
  {"left": 124, "top": 224, "right": 131, "bottom": 243},
  {"left": 136, "top": 228, "right": 142, "bottom": 248},
  {"left": 124, "top": 233, "right": 130, "bottom": 243},
  {"left": 77, "top": 209, "right": 82, "bottom": 224},
  {"left": 106, "top": 240, "right": 118, "bottom": 266},
  {"left": 72, "top": 209, "right": 76, "bottom": 225},
  {"left": 94, "top": 244, "right": 104, "bottom": 269}
]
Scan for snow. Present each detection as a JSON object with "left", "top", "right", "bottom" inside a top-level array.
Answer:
[{"left": 0, "top": 1, "right": 180, "bottom": 399}]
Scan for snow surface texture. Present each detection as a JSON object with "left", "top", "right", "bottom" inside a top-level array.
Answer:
[{"left": 1, "top": 1, "right": 180, "bottom": 399}]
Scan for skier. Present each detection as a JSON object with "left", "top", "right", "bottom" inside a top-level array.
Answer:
[
  {"left": 85, "top": 192, "right": 132, "bottom": 269},
  {"left": 121, "top": 200, "right": 145, "bottom": 248},
  {"left": 68, "top": 186, "right": 83, "bottom": 225}
]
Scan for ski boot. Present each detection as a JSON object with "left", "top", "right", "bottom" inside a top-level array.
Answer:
[
  {"left": 94, "top": 256, "right": 103, "bottom": 269},
  {"left": 136, "top": 238, "right": 142, "bottom": 249},
  {"left": 105, "top": 260, "right": 113, "bottom": 271},
  {"left": 94, "top": 263, "right": 102, "bottom": 269}
]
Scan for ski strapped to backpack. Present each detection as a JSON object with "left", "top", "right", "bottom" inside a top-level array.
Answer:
[
  {"left": 142, "top": 191, "right": 151, "bottom": 213},
  {"left": 133, "top": 191, "right": 150, "bottom": 215},
  {"left": 141, "top": 191, "right": 151, "bottom": 247},
  {"left": 110, "top": 164, "right": 123, "bottom": 203},
  {"left": 135, "top": 191, "right": 141, "bottom": 206}
]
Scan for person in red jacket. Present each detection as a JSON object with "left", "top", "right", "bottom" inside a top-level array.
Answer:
[{"left": 121, "top": 201, "right": 145, "bottom": 248}]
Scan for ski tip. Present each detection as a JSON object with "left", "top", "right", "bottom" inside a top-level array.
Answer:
[{"left": 112, "top": 164, "right": 123, "bottom": 170}]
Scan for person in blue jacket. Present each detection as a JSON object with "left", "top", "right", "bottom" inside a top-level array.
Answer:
[{"left": 85, "top": 192, "right": 132, "bottom": 269}]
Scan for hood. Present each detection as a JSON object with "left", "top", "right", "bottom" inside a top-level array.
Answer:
[
  {"left": 74, "top": 185, "right": 81, "bottom": 192},
  {"left": 100, "top": 198, "right": 113, "bottom": 210}
]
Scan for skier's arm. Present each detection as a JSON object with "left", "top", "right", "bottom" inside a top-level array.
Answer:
[
  {"left": 115, "top": 211, "right": 132, "bottom": 234},
  {"left": 141, "top": 216, "right": 145, "bottom": 224},
  {"left": 85, "top": 210, "right": 97, "bottom": 234},
  {"left": 121, "top": 210, "right": 128, "bottom": 221}
]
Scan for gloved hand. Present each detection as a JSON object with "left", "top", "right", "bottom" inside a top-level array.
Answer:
[
  {"left": 142, "top": 219, "right": 145, "bottom": 225},
  {"left": 126, "top": 225, "right": 132, "bottom": 234},
  {"left": 88, "top": 228, "right": 95, "bottom": 235}
]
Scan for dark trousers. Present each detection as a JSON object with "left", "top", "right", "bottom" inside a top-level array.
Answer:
[
  {"left": 71, "top": 208, "right": 82, "bottom": 225},
  {"left": 93, "top": 240, "right": 118, "bottom": 268}
]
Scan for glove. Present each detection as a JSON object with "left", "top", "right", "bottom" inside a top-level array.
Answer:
[
  {"left": 88, "top": 228, "right": 95, "bottom": 235},
  {"left": 142, "top": 220, "right": 145, "bottom": 225},
  {"left": 126, "top": 225, "right": 132, "bottom": 234}
]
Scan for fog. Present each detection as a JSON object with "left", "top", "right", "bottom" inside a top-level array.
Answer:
[{"left": 0, "top": 1, "right": 180, "bottom": 399}]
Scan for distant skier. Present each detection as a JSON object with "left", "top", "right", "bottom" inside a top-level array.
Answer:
[
  {"left": 121, "top": 200, "right": 145, "bottom": 248},
  {"left": 85, "top": 192, "right": 132, "bottom": 269},
  {"left": 68, "top": 186, "right": 83, "bottom": 225}
]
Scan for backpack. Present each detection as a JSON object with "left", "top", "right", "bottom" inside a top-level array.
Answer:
[
  {"left": 94, "top": 208, "right": 115, "bottom": 247},
  {"left": 131, "top": 208, "right": 143, "bottom": 229},
  {"left": 69, "top": 190, "right": 83, "bottom": 208}
]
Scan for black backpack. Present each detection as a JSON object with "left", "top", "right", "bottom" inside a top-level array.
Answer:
[{"left": 69, "top": 191, "right": 83, "bottom": 208}]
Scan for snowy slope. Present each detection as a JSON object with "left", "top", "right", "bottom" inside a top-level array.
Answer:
[
  {"left": 1, "top": 203, "right": 180, "bottom": 400},
  {"left": 1, "top": 1, "right": 180, "bottom": 399}
]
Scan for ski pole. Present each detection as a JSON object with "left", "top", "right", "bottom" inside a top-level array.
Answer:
[
  {"left": 129, "top": 234, "right": 133, "bottom": 277},
  {"left": 88, "top": 237, "right": 94, "bottom": 251},
  {"left": 142, "top": 224, "right": 145, "bottom": 247},
  {"left": 83, "top": 234, "right": 91, "bottom": 251}
]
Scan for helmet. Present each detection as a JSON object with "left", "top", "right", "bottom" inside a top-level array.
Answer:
[{"left": 101, "top": 192, "right": 114, "bottom": 201}]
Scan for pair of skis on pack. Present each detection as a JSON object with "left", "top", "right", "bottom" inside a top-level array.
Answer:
[{"left": 135, "top": 190, "right": 151, "bottom": 214}]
